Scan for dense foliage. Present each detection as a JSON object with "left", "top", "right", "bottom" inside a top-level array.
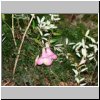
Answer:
[{"left": 2, "top": 14, "right": 98, "bottom": 86}]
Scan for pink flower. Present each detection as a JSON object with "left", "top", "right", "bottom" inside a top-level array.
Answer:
[
  {"left": 35, "top": 48, "right": 53, "bottom": 66},
  {"left": 45, "top": 42, "right": 57, "bottom": 60},
  {"left": 35, "top": 55, "right": 43, "bottom": 66},
  {"left": 35, "top": 42, "right": 57, "bottom": 66},
  {"left": 46, "top": 47, "right": 57, "bottom": 60},
  {"left": 43, "top": 57, "right": 53, "bottom": 66}
]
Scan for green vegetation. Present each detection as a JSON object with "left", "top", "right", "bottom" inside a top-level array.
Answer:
[{"left": 2, "top": 14, "right": 98, "bottom": 86}]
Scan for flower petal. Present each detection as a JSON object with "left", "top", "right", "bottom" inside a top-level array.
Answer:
[
  {"left": 37, "top": 57, "right": 44, "bottom": 65},
  {"left": 43, "top": 58, "right": 53, "bottom": 66}
]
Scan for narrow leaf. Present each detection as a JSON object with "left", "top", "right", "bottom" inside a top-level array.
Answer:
[
  {"left": 55, "top": 44, "right": 63, "bottom": 47},
  {"left": 75, "top": 44, "right": 82, "bottom": 52},
  {"left": 80, "top": 83, "right": 86, "bottom": 86},
  {"left": 76, "top": 52, "right": 81, "bottom": 57},
  {"left": 82, "top": 39, "right": 85, "bottom": 48},
  {"left": 81, "top": 48, "right": 87, "bottom": 58},
  {"left": 87, "top": 53, "right": 94, "bottom": 58},
  {"left": 44, "top": 33, "right": 50, "bottom": 36},
  {"left": 37, "top": 27, "right": 43, "bottom": 36},
  {"left": 72, "top": 69, "right": 78, "bottom": 76},
  {"left": 68, "top": 43, "right": 75, "bottom": 45},
  {"left": 87, "top": 36, "right": 96, "bottom": 43},
  {"left": 42, "top": 37, "right": 48, "bottom": 41},
  {"left": 79, "top": 78, "right": 85, "bottom": 83},
  {"left": 80, "top": 68, "right": 88, "bottom": 73},
  {"left": 65, "top": 38, "right": 68, "bottom": 45},
  {"left": 75, "top": 77, "right": 80, "bottom": 84},
  {"left": 79, "top": 57, "right": 86, "bottom": 66},
  {"left": 37, "top": 16, "right": 40, "bottom": 23},
  {"left": 56, "top": 48, "right": 63, "bottom": 52},
  {"left": 50, "top": 39, "right": 57, "bottom": 43},
  {"left": 85, "top": 30, "right": 90, "bottom": 37},
  {"left": 73, "top": 42, "right": 81, "bottom": 50},
  {"left": 32, "top": 20, "right": 35, "bottom": 29},
  {"left": 41, "top": 16, "right": 45, "bottom": 22},
  {"left": 89, "top": 57, "right": 94, "bottom": 61}
]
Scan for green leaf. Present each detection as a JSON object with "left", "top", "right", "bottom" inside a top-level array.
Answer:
[
  {"left": 32, "top": 20, "right": 35, "bottom": 29},
  {"left": 2, "top": 14, "right": 5, "bottom": 21},
  {"left": 53, "top": 32, "right": 62, "bottom": 36},
  {"left": 33, "top": 38, "right": 43, "bottom": 47},
  {"left": 50, "top": 39, "right": 58, "bottom": 43}
]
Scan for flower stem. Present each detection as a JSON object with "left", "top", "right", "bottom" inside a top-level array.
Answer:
[{"left": 13, "top": 15, "right": 35, "bottom": 76}]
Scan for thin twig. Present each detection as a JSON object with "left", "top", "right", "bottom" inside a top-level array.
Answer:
[
  {"left": 13, "top": 15, "right": 34, "bottom": 75},
  {"left": 17, "top": 18, "right": 22, "bottom": 31},
  {"left": 12, "top": 14, "right": 17, "bottom": 47},
  {"left": 3, "top": 20, "right": 12, "bottom": 31},
  {"left": 49, "top": 68, "right": 60, "bottom": 81},
  {"left": 3, "top": 80, "right": 10, "bottom": 86}
]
